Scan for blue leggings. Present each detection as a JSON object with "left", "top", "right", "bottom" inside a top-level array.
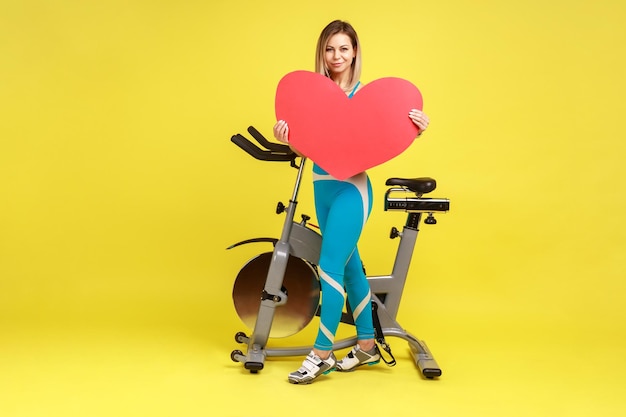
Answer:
[{"left": 312, "top": 166, "right": 375, "bottom": 351}]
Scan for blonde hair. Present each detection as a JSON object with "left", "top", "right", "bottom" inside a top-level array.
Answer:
[{"left": 315, "top": 20, "right": 362, "bottom": 93}]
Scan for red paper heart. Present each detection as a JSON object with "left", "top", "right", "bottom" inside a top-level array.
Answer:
[{"left": 275, "top": 70, "right": 422, "bottom": 180}]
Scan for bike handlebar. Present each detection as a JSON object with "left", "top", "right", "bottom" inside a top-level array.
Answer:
[{"left": 231, "top": 126, "right": 296, "bottom": 162}]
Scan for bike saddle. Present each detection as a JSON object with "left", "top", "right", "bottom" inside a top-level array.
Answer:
[{"left": 385, "top": 177, "right": 436, "bottom": 194}]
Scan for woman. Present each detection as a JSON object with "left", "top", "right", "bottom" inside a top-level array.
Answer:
[{"left": 273, "top": 20, "right": 430, "bottom": 384}]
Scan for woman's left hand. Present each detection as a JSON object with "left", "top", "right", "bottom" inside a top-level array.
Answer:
[{"left": 409, "top": 109, "right": 430, "bottom": 136}]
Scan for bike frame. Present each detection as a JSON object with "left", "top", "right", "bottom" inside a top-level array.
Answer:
[{"left": 228, "top": 126, "right": 449, "bottom": 378}]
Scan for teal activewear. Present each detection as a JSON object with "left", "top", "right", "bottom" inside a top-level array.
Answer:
[{"left": 312, "top": 81, "right": 375, "bottom": 351}]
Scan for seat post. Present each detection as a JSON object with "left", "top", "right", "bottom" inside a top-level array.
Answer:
[
  {"left": 379, "top": 220, "right": 421, "bottom": 320},
  {"left": 406, "top": 212, "right": 422, "bottom": 230}
]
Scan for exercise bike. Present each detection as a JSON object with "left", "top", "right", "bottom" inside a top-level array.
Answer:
[{"left": 228, "top": 126, "right": 450, "bottom": 379}]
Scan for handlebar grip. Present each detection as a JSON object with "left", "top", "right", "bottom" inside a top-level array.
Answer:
[
  {"left": 231, "top": 134, "right": 295, "bottom": 162},
  {"left": 247, "top": 126, "right": 291, "bottom": 153}
]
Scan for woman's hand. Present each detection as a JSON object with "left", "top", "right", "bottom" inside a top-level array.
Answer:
[
  {"left": 409, "top": 109, "right": 430, "bottom": 136},
  {"left": 273, "top": 119, "right": 304, "bottom": 157},
  {"left": 273, "top": 120, "right": 290, "bottom": 144}
]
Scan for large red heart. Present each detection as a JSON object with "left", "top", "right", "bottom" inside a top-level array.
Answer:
[{"left": 275, "top": 70, "right": 422, "bottom": 180}]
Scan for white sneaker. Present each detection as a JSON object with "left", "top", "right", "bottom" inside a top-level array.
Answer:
[
  {"left": 336, "top": 344, "right": 381, "bottom": 371},
  {"left": 288, "top": 351, "right": 337, "bottom": 384}
]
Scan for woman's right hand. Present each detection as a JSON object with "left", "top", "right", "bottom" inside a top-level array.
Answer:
[{"left": 273, "top": 120, "right": 289, "bottom": 144}]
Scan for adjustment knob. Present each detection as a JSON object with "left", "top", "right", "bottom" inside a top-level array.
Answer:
[
  {"left": 276, "top": 202, "right": 286, "bottom": 214},
  {"left": 390, "top": 227, "right": 401, "bottom": 239},
  {"left": 425, "top": 214, "right": 437, "bottom": 225}
]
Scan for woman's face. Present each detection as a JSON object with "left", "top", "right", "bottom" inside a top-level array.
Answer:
[{"left": 324, "top": 33, "right": 356, "bottom": 77}]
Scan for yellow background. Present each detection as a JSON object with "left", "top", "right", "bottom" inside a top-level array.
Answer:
[{"left": 1, "top": 0, "right": 625, "bottom": 416}]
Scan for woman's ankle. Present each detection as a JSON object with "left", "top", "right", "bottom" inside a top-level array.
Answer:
[
  {"left": 357, "top": 339, "right": 375, "bottom": 351},
  {"left": 313, "top": 348, "right": 332, "bottom": 360}
]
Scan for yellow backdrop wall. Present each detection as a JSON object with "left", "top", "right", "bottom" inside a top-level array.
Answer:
[{"left": 1, "top": 1, "right": 625, "bottom": 416}]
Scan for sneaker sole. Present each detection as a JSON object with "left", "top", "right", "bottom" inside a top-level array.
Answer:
[
  {"left": 288, "top": 367, "right": 336, "bottom": 384},
  {"left": 336, "top": 359, "right": 380, "bottom": 372}
]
